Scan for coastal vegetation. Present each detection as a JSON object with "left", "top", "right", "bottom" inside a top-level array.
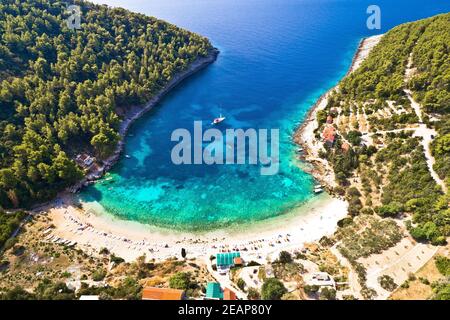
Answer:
[
  {"left": 378, "top": 275, "right": 398, "bottom": 292},
  {"left": 336, "top": 216, "right": 403, "bottom": 262},
  {"left": 434, "top": 255, "right": 450, "bottom": 276},
  {"left": 0, "top": 213, "right": 214, "bottom": 300},
  {"left": 317, "top": 13, "right": 450, "bottom": 243},
  {"left": 430, "top": 281, "right": 450, "bottom": 300},
  {"left": 301, "top": 12, "right": 450, "bottom": 300},
  {"left": 0, "top": 210, "right": 26, "bottom": 250},
  {"left": 261, "top": 278, "right": 287, "bottom": 300},
  {"left": 0, "top": 0, "right": 213, "bottom": 208},
  {"left": 337, "top": 13, "right": 448, "bottom": 110}
]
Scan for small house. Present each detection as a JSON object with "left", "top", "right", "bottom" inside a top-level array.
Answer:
[
  {"left": 75, "top": 153, "right": 96, "bottom": 169},
  {"left": 307, "top": 272, "right": 336, "bottom": 289},
  {"left": 322, "top": 126, "right": 336, "bottom": 147}
]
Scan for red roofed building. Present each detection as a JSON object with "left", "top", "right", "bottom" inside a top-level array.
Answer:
[
  {"left": 322, "top": 126, "right": 336, "bottom": 147},
  {"left": 233, "top": 257, "right": 244, "bottom": 266},
  {"left": 223, "top": 288, "right": 237, "bottom": 300},
  {"left": 142, "top": 287, "right": 186, "bottom": 300}
]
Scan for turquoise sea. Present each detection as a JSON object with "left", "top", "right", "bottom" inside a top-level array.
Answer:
[{"left": 83, "top": 0, "right": 450, "bottom": 231}]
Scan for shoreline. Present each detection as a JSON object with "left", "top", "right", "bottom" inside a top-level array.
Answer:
[
  {"left": 293, "top": 35, "right": 383, "bottom": 191},
  {"left": 44, "top": 192, "right": 347, "bottom": 262},
  {"left": 68, "top": 48, "right": 220, "bottom": 193},
  {"left": 38, "top": 36, "right": 381, "bottom": 263}
]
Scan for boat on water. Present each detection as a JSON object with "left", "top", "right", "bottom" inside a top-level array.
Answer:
[
  {"left": 125, "top": 154, "right": 131, "bottom": 159},
  {"left": 314, "top": 184, "right": 324, "bottom": 193},
  {"left": 212, "top": 114, "right": 226, "bottom": 125}
]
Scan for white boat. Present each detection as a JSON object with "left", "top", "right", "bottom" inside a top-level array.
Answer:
[
  {"left": 125, "top": 155, "right": 131, "bottom": 159},
  {"left": 212, "top": 114, "right": 226, "bottom": 125},
  {"left": 314, "top": 187, "right": 323, "bottom": 194}
]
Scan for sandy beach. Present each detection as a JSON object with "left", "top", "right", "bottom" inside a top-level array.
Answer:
[
  {"left": 36, "top": 35, "right": 384, "bottom": 264},
  {"left": 41, "top": 193, "right": 347, "bottom": 262}
]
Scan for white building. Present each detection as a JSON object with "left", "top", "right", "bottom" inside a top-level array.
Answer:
[{"left": 306, "top": 272, "right": 336, "bottom": 289}]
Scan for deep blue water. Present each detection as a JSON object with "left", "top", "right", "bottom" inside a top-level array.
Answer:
[{"left": 83, "top": 0, "right": 450, "bottom": 231}]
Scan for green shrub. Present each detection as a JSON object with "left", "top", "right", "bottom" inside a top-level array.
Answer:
[
  {"left": 377, "top": 202, "right": 403, "bottom": 217},
  {"left": 99, "top": 248, "right": 110, "bottom": 255},
  {"left": 431, "top": 282, "right": 450, "bottom": 300},
  {"left": 247, "top": 287, "right": 260, "bottom": 300},
  {"left": 110, "top": 255, "right": 125, "bottom": 265},
  {"left": 261, "top": 278, "right": 287, "bottom": 300},
  {"left": 303, "top": 285, "right": 319, "bottom": 295},
  {"left": 360, "top": 287, "right": 377, "bottom": 300},
  {"left": 337, "top": 217, "right": 353, "bottom": 228},
  {"left": 92, "top": 269, "right": 107, "bottom": 281},
  {"left": 435, "top": 255, "right": 450, "bottom": 276},
  {"left": 3, "top": 237, "right": 17, "bottom": 251},
  {"left": 237, "top": 278, "right": 246, "bottom": 291},
  {"left": 246, "top": 261, "right": 261, "bottom": 267},
  {"left": 278, "top": 251, "right": 292, "bottom": 264},
  {"left": 378, "top": 275, "right": 398, "bottom": 292},
  {"left": 169, "top": 272, "right": 192, "bottom": 290},
  {"left": 319, "top": 287, "right": 336, "bottom": 300}
]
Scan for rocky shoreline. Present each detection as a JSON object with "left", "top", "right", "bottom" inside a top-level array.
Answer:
[
  {"left": 293, "top": 35, "right": 383, "bottom": 192},
  {"left": 70, "top": 48, "right": 220, "bottom": 193}
]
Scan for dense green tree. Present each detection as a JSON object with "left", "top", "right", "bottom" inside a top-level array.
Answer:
[
  {"left": 247, "top": 287, "right": 261, "bottom": 300},
  {"left": 261, "top": 278, "right": 287, "bottom": 300},
  {"left": 319, "top": 287, "right": 337, "bottom": 300},
  {"left": 435, "top": 255, "right": 450, "bottom": 276},
  {"left": 0, "top": 210, "right": 26, "bottom": 249},
  {"left": 323, "top": 13, "right": 449, "bottom": 243},
  {"left": 278, "top": 251, "right": 293, "bottom": 264},
  {"left": 0, "top": 286, "right": 36, "bottom": 300},
  {"left": 0, "top": 0, "right": 214, "bottom": 208},
  {"left": 169, "top": 272, "right": 192, "bottom": 290}
]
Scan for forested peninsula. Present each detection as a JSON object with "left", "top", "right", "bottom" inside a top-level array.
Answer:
[
  {"left": 0, "top": 0, "right": 215, "bottom": 208},
  {"left": 298, "top": 13, "right": 450, "bottom": 245}
]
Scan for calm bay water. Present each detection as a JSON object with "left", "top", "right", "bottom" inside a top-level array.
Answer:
[{"left": 82, "top": 0, "right": 450, "bottom": 231}]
